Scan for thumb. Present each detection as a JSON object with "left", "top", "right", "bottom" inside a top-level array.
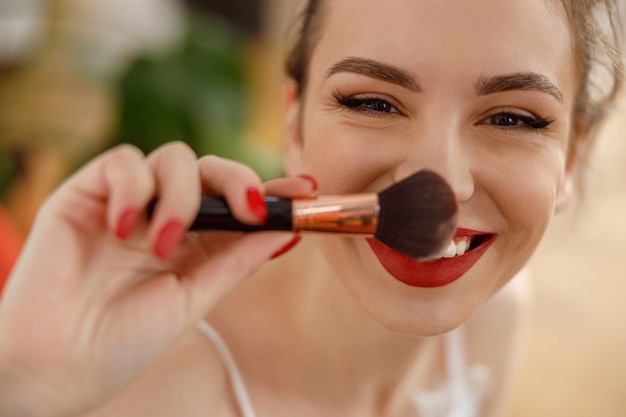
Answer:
[{"left": 180, "top": 232, "right": 297, "bottom": 322}]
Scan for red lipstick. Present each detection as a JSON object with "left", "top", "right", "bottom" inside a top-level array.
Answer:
[{"left": 367, "top": 229, "right": 495, "bottom": 288}]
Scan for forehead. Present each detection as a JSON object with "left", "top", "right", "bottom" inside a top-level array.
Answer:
[{"left": 311, "top": 0, "right": 574, "bottom": 95}]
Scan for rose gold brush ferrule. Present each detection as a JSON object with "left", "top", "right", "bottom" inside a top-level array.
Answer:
[{"left": 291, "top": 194, "right": 379, "bottom": 234}]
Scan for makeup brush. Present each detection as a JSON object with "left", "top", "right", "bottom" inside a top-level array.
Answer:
[{"left": 187, "top": 170, "right": 458, "bottom": 259}]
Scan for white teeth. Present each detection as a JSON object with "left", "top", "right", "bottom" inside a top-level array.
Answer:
[
  {"left": 435, "top": 237, "right": 471, "bottom": 260},
  {"left": 443, "top": 241, "right": 457, "bottom": 258},
  {"left": 456, "top": 238, "right": 468, "bottom": 256}
]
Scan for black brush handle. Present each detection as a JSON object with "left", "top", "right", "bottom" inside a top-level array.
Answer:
[{"left": 190, "top": 196, "right": 293, "bottom": 232}]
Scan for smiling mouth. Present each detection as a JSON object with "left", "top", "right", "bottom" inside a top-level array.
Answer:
[{"left": 367, "top": 230, "right": 496, "bottom": 288}]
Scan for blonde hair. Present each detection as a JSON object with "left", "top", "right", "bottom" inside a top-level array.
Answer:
[{"left": 560, "top": 0, "right": 624, "bottom": 166}]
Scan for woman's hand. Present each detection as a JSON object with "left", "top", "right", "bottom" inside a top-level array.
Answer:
[{"left": 0, "top": 142, "right": 313, "bottom": 417}]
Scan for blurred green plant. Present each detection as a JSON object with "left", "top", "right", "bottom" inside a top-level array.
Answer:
[
  {"left": 0, "top": 9, "right": 277, "bottom": 203},
  {"left": 111, "top": 10, "right": 257, "bottom": 165},
  {"left": 0, "top": 147, "right": 19, "bottom": 201}
]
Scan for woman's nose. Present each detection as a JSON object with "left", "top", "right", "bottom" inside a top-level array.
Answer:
[{"left": 394, "top": 127, "right": 475, "bottom": 204}]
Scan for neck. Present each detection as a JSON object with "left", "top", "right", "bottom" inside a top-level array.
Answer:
[{"left": 211, "top": 238, "right": 443, "bottom": 415}]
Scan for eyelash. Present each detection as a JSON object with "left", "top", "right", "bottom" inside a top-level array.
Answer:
[
  {"left": 481, "top": 112, "right": 554, "bottom": 132},
  {"left": 334, "top": 93, "right": 554, "bottom": 132},
  {"left": 334, "top": 93, "right": 400, "bottom": 116}
]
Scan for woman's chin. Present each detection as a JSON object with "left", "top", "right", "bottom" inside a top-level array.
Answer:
[{"left": 359, "top": 298, "right": 475, "bottom": 338}]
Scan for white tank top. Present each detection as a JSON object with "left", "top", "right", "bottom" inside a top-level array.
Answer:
[{"left": 196, "top": 320, "right": 490, "bottom": 417}]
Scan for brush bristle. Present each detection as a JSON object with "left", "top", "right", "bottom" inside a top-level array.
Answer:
[{"left": 375, "top": 170, "right": 457, "bottom": 258}]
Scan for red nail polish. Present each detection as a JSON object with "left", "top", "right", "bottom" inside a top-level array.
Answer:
[
  {"left": 298, "top": 174, "right": 318, "bottom": 191},
  {"left": 116, "top": 208, "right": 140, "bottom": 240},
  {"left": 154, "top": 220, "right": 186, "bottom": 259},
  {"left": 270, "top": 235, "right": 302, "bottom": 260},
  {"left": 246, "top": 187, "right": 267, "bottom": 222}
]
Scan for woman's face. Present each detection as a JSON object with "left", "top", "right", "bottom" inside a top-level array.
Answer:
[{"left": 285, "top": 0, "right": 577, "bottom": 335}]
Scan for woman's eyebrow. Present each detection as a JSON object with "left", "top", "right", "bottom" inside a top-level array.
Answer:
[
  {"left": 327, "top": 57, "right": 423, "bottom": 92},
  {"left": 475, "top": 73, "right": 564, "bottom": 103}
]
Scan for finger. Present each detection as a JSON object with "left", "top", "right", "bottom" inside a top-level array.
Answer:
[
  {"left": 105, "top": 147, "right": 156, "bottom": 239},
  {"left": 264, "top": 174, "right": 318, "bottom": 198},
  {"left": 50, "top": 144, "right": 155, "bottom": 239},
  {"left": 146, "top": 142, "right": 202, "bottom": 259},
  {"left": 197, "top": 155, "right": 267, "bottom": 225}
]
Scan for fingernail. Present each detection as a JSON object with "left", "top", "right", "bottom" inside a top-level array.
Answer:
[
  {"left": 246, "top": 187, "right": 267, "bottom": 222},
  {"left": 298, "top": 174, "right": 318, "bottom": 191},
  {"left": 154, "top": 220, "right": 186, "bottom": 259},
  {"left": 116, "top": 208, "right": 140, "bottom": 240},
  {"left": 270, "top": 235, "right": 302, "bottom": 260}
]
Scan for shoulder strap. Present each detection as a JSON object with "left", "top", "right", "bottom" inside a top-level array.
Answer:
[{"left": 196, "top": 320, "right": 257, "bottom": 417}]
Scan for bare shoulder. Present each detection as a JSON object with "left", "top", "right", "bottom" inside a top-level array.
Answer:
[
  {"left": 82, "top": 325, "right": 236, "bottom": 417},
  {"left": 465, "top": 269, "right": 533, "bottom": 416}
]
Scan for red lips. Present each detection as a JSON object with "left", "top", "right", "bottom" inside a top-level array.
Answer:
[{"left": 366, "top": 229, "right": 495, "bottom": 288}]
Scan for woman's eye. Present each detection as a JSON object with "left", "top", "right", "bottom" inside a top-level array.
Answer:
[
  {"left": 483, "top": 112, "right": 553, "bottom": 131},
  {"left": 335, "top": 94, "right": 399, "bottom": 115}
]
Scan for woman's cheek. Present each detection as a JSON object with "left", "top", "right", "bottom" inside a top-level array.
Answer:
[
  {"left": 488, "top": 150, "right": 565, "bottom": 250},
  {"left": 301, "top": 121, "right": 406, "bottom": 194}
]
